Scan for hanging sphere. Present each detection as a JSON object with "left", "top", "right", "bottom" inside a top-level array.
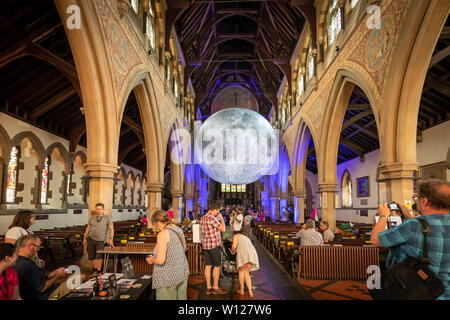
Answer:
[{"left": 195, "top": 108, "right": 278, "bottom": 185}]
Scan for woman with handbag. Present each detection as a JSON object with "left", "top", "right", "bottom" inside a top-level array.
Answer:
[{"left": 145, "top": 210, "right": 190, "bottom": 300}]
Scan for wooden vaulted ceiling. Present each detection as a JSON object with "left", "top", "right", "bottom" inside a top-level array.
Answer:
[
  {"left": 0, "top": 1, "right": 448, "bottom": 178},
  {"left": 0, "top": 0, "right": 146, "bottom": 174},
  {"left": 175, "top": 0, "right": 309, "bottom": 118}
]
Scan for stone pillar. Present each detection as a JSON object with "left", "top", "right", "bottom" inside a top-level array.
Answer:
[
  {"left": 146, "top": 182, "right": 164, "bottom": 225},
  {"left": 279, "top": 195, "right": 288, "bottom": 221},
  {"left": 84, "top": 163, "right": 119, "bottom": 220},
  {"left": 318, "top": 183, "right": 337, "bottom": 231},
  {"left": 270, "top": 197, "right": 279, "bottom": 221},
  {"left": 292, "top": 191, "right": 306, "bottom": 224},
  {"left": 379, "top": 162, "right": 417, "bottom": 204},
  {"left": 171, "top": 192, "right": 184, "bottom": 222}
]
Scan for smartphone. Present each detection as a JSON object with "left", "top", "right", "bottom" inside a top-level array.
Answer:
[{"left": 387, "top": 201, "right": 401, "bottom": 211}]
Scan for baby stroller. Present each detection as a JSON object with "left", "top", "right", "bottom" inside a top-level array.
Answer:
[{"left": 221, "top": 238, "right": 238, "bottom": 298}]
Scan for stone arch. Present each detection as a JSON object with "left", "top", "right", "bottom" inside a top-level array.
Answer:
[
  {"left": 291, "top": 117, "right": 320, "bottom": 193},
  {"left": 70, "top": 150, "right": 87, "bottom": 164},
  {"left": 44, "top": 143, "right": 71, "bottom": 172},
  {"left": 167, "top": 121, "right": 185, "bottom": 196},
  {"left": 55, "top": 0, "right": 118, "bottom": 166},
  {"left": 9, "top": 131, "right": 46, "bottom": 166},
  {"left": 133, "top": 76, "right": 165, "bottom": 186},
  {"left": 319, "top": 68, "right": 380, "bottom": 186},
  {"left": 382, "top": 0, "right": 449, "bottom": 166},
  {"left": 0, "top": 123, "right": 11, "bottom": 160}
]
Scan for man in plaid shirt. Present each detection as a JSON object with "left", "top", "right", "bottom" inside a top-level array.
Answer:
[
  {"left": 371, "top": 179, "right": 450, "bottom": 300},
  {"left": 200, "top": 202, "right": 226, "bottom": 295}
]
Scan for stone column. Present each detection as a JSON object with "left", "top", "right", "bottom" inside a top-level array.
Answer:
[
  {"left": 379, "top": 162, "right": 417, "bottom": 205},
  {"left": 84, "top": 163, "right": 119, "bottom": 219},
  {"left": 171, "top": 192, "right": 184, "bottom": 222},
  {"left": 292, "top": 191, "right": 306, "bottom": 224},
  {"left": 318, "top": 183, "right": 337, "bottom": 231},
  {"left": 146, "top": 182, "right": 164, "bottom": 225},
  {"left": 270, "top": 197, "right": 279, "bottom": 221},
  {"left": 279, "top": 194, "right": 289, "bottom": 220}
]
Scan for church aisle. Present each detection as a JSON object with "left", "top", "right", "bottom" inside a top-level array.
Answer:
[{"left": 187, "top": 240, "right": 313, "bottom": 300}]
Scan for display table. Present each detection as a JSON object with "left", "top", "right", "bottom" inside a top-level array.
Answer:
[{"left": 61, "top": 274, "right": 154, "bottom": 300}]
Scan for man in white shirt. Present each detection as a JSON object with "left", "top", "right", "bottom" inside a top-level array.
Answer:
[
  {"left": 295, "top": 219, "right": 323, "bottom": 246},
  {"left": 319, "top": 221, "right": 335, "bottom": 243}
]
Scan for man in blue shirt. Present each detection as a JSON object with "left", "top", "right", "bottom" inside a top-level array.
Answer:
[{"left": 371, "top": 179, "right": 450, "bottom": 300}]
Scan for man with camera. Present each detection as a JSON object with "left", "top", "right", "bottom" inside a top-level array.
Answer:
[{"left": 370, "top": 179, "right": 450, "bottom": 300}]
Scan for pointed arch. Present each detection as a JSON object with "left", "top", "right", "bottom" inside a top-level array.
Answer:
[
  {"left": 0, "top": 124, "right": 11, "bottom": 160},
  {"left": 340, "top": 169, "right": 353, "bottom": 208},
  {"left": 44, "top": 142, "right": 71, "bottom": 172},
  {"left": 9, "top": 131, "right": 46, "bottom": 166},
  {"left": 319, "top": 68, "right": 380, "bottom": 186}
]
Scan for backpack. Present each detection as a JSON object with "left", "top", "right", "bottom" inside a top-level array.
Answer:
[{"left": 369, "top": 219, "right": 445, "bottom": 300}]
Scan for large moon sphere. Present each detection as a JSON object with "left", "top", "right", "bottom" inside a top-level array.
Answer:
[{"left": 195, "top": 108, "right": 278, "bottom": 185}]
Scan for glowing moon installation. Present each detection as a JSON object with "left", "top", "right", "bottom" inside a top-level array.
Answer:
[{"left": 195, "top": 108, "right": 278, "bottom": 185}]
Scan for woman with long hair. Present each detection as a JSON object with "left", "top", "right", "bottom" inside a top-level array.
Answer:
[
  {"left": 0, "top": 243, "right": 21, "bottom": 300},
  {"left": 230, "top": 229, "right": 259, "bottom": 298},
  {"left": 4, "top": 211, "right": 44, "bottom": 268},
  {"left": 145, "top": 210, "right": 189, "bottom": 300}
]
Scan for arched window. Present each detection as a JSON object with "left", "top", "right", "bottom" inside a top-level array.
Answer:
[
  {"left": 328, "top": 0, "right": 342, "bottom": 46},
  {"left": 297, "top": 70, "right": 304, "bottom": 96},
  {"left": 40, "top": 156, "right": 50, "bottom": 204},
  {"left": 131, "top": 0, "right": 139, "bottom": 14},
  {"left": 341, "top": 170, "right": 352, "bottom": 207},
  {"left": 308, "top": 47, "right": 315, "bottom": 80},
  {"left": 6, "top": 146, "right": 19, "bottom": 203},
  {"left": 146, "top": 15, "right": 155, "bottom": 49}
]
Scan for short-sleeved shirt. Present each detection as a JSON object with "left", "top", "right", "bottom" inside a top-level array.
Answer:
[
  {"left": 200, "top": 214, "right": 222, "bottom": 250},
  {"left": 14, "top": 256, "right": 56, "bottom": 300},
  {"left": 5, "top": 227, "right": 33, "bottom": 242},
  {"left": 296, "top": 229, "right": 324, "bottom": 246},
  {"left": 87, "top": 214, "right": 113, "bottom": 242},
  {"left": 0, "top": 267, "right": 19, "bottom": 300},
  {"left": 323, "top": 228, "right": 335, "bottom": 242},
  {"left": 378, "top": 214, "right": 450, "bottom": 300}
]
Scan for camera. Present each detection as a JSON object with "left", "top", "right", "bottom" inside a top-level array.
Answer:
[
  {"left": 145, "top": 253, "right": 154, "bottom": 259},
  {"left": 387, "top": 201, "right": 401, "bottom": 211}
]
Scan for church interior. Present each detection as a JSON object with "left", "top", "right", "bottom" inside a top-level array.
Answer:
[{"left": 0, "top": 0, "right": 449, "bottom": 302}]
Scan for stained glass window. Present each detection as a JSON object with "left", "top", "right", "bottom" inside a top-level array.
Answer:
[
  {"left": 40, "top": 157, "right": 49, "bottom": 204},
  {"left": 298, "top": 71, "right": 304, "bottom": 96},
  {"left": 226, "top": 185, "right": 230, "bottom": 192},
  {"left": 6, "top": 146, "right": 19, "bottom": 203},
  {"left": 237, "top": 185, "right": 241, "bottom": 192},
  {"left": 148, "top": 0, "right": 154, "bottom": 16},
  {"left": 221, "top": 184, "right": 226, "bottom": 192},
  {"left": 146, "top": 16, "right": 155, "bottom": 49},
  {"left": 131, "top": 0, "right": 138, "bottom": 14},
  {"left": 308, "top": 52, "right": 315, "bottom": 80},
  {"left": 231, "top": 185, "right": 236, "bottom": 192},
  {"left": 328, "top": 0, "right": 342, "bottom": 46},
  {"left": 242, "top": 184, "right": 246, "bottom": 192},
  {"left": 67, "top": 173, "right": 71, "bottom": 194}
]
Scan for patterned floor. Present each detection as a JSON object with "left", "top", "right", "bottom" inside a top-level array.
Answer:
[{"left": 187, "top": 241, "right": 373, "bottom": 301}]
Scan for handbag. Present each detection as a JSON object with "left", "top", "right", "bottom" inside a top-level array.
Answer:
[{"left": 369, "top": 219, "right": 445, "bottom": 300}]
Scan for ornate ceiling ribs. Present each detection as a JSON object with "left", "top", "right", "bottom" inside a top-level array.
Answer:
[{"left": 175, "top": 0, "right": 307, "bottom": 118}]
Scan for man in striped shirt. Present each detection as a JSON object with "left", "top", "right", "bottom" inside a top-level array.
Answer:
[{"left": 200, "top": 202, "right": 226, "bottom": 295}]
